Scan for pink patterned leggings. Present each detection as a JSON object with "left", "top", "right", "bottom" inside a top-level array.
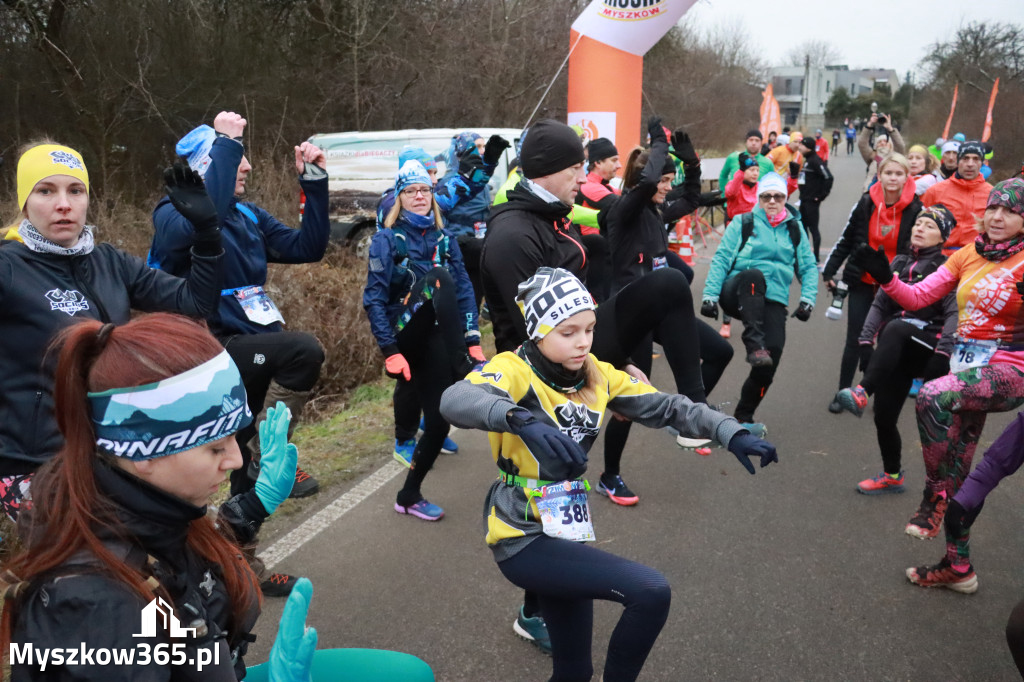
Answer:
[{"left": 916, "top": 363, "right": 1024, "bottom": 562}]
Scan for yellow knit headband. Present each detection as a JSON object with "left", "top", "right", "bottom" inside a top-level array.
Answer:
[{"left": 17, "top": 144, "right": 90, "bottom": 210}]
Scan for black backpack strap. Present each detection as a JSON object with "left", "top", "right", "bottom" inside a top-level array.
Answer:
[
  {"left": 783, "top": 204, "right": 803, "bottom": 282},
  {"left": 728, "top": 213, "right": 756, "bottom": 274}
]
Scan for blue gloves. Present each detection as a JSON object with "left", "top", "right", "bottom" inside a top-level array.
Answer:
[
  {"left": 727, "top": 432, "right": 779, "bottom": 475},
  {"left": 255, "top": 402, "right": 298, "bottom": 514},
  {"left": 506, "top": 408, "right": 588, "bottom": 479},
  {"left": 268, "top": 577, "right": 317, "bottom": 682}
]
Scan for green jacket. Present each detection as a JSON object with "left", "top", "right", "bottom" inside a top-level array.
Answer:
[
  {"left": 702, "top": 205, "right": 819, "bottom": 307},
  {"left": 718, "top": 151, "right": 774, "bottom": 191}
]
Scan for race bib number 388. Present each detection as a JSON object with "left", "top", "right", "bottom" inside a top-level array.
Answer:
[{"left": 535, "top": 480, "right": 594, "bottom": 542}]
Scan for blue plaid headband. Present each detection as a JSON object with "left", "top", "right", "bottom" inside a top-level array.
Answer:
[{"left": 89, "top": 350, "right": 252, "bottom": 460}]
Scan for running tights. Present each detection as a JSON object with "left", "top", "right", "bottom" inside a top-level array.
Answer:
[
  {"left": 837, "top": 282, "right": 875, "bottom": 390},
  {"left": 916, "top": 364, "right": 1024, "bottom": 564},
  {"left": 594, "top": 267, "right": 708, "bottom": 476},
  {"left": 859, "top": 320, "right": 942, "bottom": 475},
  {"left": 394, "top": 268, "right": 466, "bottom": 506},
  {"left": 499, "top": 536, "right": 671, "bottom": 682}
]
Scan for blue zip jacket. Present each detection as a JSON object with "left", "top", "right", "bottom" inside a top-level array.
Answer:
[
  {"left": 703, "top": 205, "right": 819, "bottom": 307},
  {"left": 150, "top": 137, "right": 330, "bottom": 337},
  {"left": 363, "top": 217, "right": 479, "bottom": 356}
]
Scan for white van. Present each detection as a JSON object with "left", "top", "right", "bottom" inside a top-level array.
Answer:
[{"left": 305, "top": 127, "right": 522, "bottom": 255}]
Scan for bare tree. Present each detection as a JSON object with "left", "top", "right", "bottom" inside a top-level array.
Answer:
[{"left": 784, "top": 40, "right": 842, "bottom": 68}]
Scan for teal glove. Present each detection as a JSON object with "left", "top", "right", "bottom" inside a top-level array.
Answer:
[
  {"left": 255, "top": 402, "right": 298, "bottom": 514},
  {"left": 268, "top": 577, "right": 317, "bottom": 682}
]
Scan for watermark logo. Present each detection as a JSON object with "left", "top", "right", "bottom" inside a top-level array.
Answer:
[
  {"left": 10, "top": 597, "right": 220, "bottom": 671},
  {"left": 134, "top": 597, "right": 196, "bottom": 638}
]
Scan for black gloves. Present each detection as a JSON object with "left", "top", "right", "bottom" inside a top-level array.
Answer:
[
  {"left": 924, "top": 352, "right": 951, "bottom": 380},
  {"left": 851, "top": 244, "right": 894, "bottom": 285},
  {"left": 788, "top": 161, "right": 800, "bottom": 178},
  {"left": 858, "top": 344, "right": 874, "bottom": 373},
  {"left": 507, "top": 408, "right": 587, "bottom": 480},
  {"left": 1016, "top": 280, "right": 1024, "bottom": 301},
  {"left": 792, "top": 301, "right": 813, "bottom": 321},
  {"left": 700, "top": 299, "right": 719, "bottom": 320},
  {"left": 482, "top": 134, "right": 510, "bottom": 166},
  {"left": 458, "top": 150, "right": 490, "bottom": 186},
  {"left": 842, "top": 259, "right": 864, "bottom": 284},
  {"left": 165, "top": 161, "right": 221, "bottom": 256},
  {"left": 647, "top": 117, "right": 666, "bottom": 145},
  {"left": 727, "top": 432, "right": 779, "bottom": 475},
  {"left": 944, "top": 499, "right": 983, "bottom": 538},
  {"left": 671, "top": 129, "right": 699, "bottom": 167}
]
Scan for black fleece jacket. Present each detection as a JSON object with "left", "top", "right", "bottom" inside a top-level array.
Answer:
[
  {"left": 0, "top": 240, "right": 222, "bottom": 475},
  {"left": 481, "top": 182, "right": 588, "bottom": 353},
  {"left": 605, "top": 137, "right": 701, "bottom": 291}
]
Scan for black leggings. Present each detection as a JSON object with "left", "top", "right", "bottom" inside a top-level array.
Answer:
[
  {"left": 838, "top": 282, "right": 876, "bottom": 390},
  {"left": 581, "top": 233, "right": 612, "bottom": 304},
  {"left": 801, "top": 199, "right": 821, "bottom": 263},
  {"left": 595, "top": 268, "right": 707, "bottom": 475},
  {"left": 224, "top": 330, "right": 324, "bottom": 494},
  {"left": 393, "top": 268, "right": 466, "bottom": 505},
  {"left": 456, "top": 234, "right": 484, "bottom": 309},
  {"left": 665, "top": 251, "right": 734, "bottom": 397},
  {"left": 499, "top": 536, "right": 671, "bottom": 682},
  {"left": 395, "top": 238, "right": 484, "bottom": 440},
  {"left": 719, "top": 269, "right": 788, "bottom": 422},
  {"left": 860, "top": 320, "right": 943, "bottom": 475}
]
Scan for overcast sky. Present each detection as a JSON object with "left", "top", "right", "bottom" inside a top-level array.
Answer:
[{"left": 683, "top": 0, "right": 1024, "bottom": 81}]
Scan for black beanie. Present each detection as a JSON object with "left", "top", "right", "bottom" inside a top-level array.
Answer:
[
  {"left": 661, "top": 155, "right": 677, "bottom": 175},
  {"left": 799, "top": 136, "right": 816, "bottom": 153},
  {"left": 746, "top": 129, "right": 763, "bottom": 141},
  {"left": 587, "top": 137, "right": 618, "bottom": 163},
  {"left": 918, "top": 204, "right": 956, "bottom": 242},
  {"left": 520, "top": 119, "right": 585, "bottom": 179},
  {"left": 959, "top": 140, "right": 985, "bottom": 161}
]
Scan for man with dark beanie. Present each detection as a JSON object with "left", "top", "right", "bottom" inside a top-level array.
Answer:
[
  {"left": 921, "top": 140, "right": 994, "bottom": 254},
  {"left": 797, "top": 135, "right": 834, "bottom": 264},
  {"left": 577, "top": 137, "right": 621, "bottom": 217},
  {"left": 718, "top": 129, "right": 774, "bottom": 202}
]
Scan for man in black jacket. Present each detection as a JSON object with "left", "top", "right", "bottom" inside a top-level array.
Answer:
[{"left": 797, "top": 136, "right": 834, "bottom": 264}]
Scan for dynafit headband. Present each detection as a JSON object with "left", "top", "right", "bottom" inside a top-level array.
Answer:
[
  {"left": 89, "top": 350, "right": 252, "bottom": 460},
  {"left": 516, "top": 267, "right": 596, "bottom": 340}
]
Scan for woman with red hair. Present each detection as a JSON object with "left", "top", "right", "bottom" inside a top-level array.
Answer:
[{"left": 0, "top": 313, "right": 300, "bottom": 680}]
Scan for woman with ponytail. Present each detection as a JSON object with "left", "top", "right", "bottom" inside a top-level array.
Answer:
[
  {"left": 0, "top": 312, "right": 303, "bottom": 680},
  {"left": 0, "top": 144, "right": 223, "bottom": 520}
]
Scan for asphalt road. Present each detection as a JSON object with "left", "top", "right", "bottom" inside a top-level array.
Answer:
[{"left": 250, "top": 150, "right": 1024, "bottom": 681}]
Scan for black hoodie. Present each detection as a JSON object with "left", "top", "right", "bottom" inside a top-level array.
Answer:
[{"left": 482, "top": 181, "right": 588, "bottom": 352}]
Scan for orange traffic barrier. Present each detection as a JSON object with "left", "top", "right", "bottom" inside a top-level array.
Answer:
[{"left": 673, "top": 216, "right": 695, "bottom": 266}]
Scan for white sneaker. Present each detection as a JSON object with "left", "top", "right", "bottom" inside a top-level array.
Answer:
[{"left": 676, "top": 435, "right": 712, "bottom": 449}]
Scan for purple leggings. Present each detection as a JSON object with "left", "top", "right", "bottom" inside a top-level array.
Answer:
[{"left": 916, "top": 363, "right": 1024, "bottom": 562}]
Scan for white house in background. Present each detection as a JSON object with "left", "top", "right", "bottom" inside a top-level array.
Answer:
[{"left": 768, "top": 66, "right": 902, "bottom": 131}]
